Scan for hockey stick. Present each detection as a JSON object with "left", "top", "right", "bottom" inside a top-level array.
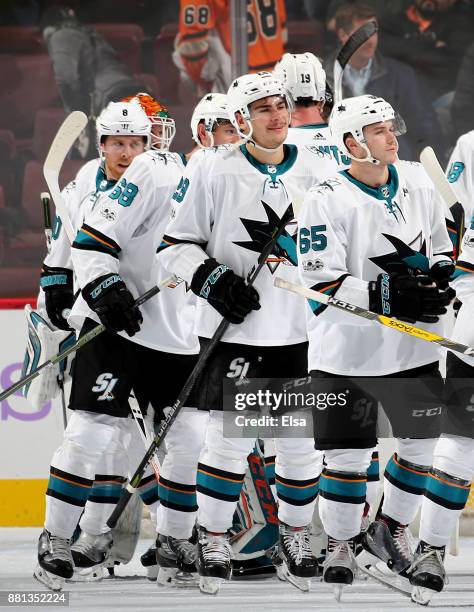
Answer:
[
  {"left": 129, "top": 396, "right": 161, "bottom": 479},
  {"left": 420, "top": 146, "right": 465, "bottom": 260},
  {"left": 274, "top": 277, "right": 474, "bottom": 358},
  {"left": 0, "top": 278, "right": 177, "bottom": 403},
  {"left": 107, "top": 203, "right": 296, "bottom": 528},
  {"left": 43, "top": 111, "right": 88, "bottom": 243},
  {"left": 333, "top": 20, "right": 378, "bottom": 103}
]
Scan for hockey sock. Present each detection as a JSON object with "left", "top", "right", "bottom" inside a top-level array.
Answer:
[
  {"left": 366, "top": 451, "right": 380, "bottom": 513},
  {"left": 382, "top": 453, "right": 430, "bottom": 525},
  {"left": 318, "top": 468, "right": 367, "bottom": 540},
  {"left": 419, "top": 468, "right": 471, "bottom": 547},
  {"left": 79, "top": 473, "right": 127, "bottom": 535}
]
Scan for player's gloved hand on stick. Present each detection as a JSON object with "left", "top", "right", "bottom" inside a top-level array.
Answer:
[
  {"left": 369, "top": 272, "right": 451, "bottom": 324},
  {"left": 40, "top": 265, "right": 74, "bottom": 331},
  {"left": 191, "top": 258, "right": 261, "bottom": 324},
  {"left": 429, "top": 260, "right": 456, "bottom": 295},
  {"left": 83, "top": 273, "right": 142, "bottom": 337}
]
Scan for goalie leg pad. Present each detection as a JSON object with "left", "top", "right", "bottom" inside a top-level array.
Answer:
[{"left": 22, "top": 305, "right": 75, "bottom": 409}]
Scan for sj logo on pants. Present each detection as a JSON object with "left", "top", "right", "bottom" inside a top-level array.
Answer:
[{"left": 92, "top": 372, "right": 118, "bottom": 401}]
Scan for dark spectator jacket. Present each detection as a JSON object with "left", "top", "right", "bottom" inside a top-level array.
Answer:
[
  {"left": 451, "top": 42, "right": 474, "bottom": 141},
  {"left": 380, "top": 4, "right": 474, "bottom": 100},
  {"left": 324, "top": 50, "right": 443, "bottom": 161}
]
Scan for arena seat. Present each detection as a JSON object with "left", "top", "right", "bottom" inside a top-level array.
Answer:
[
  {"left": 32, "top": 108, "right": 67, "bottom": 161},
  {"left": 154, "top": 24, "right": 181, "bottom": 104},
  {"left": 0, "top": 27, "right": 46, "bottom": 54},
  {"left": 94, "top": 23, "right": 144, "bottom": 74},
  {"left": 286, "top": 20, "right": 325, "bottom": 58}
]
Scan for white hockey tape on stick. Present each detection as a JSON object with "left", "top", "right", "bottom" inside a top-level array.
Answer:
[{"left": 43, "top": 111, "right": 88, "bottom": 243}]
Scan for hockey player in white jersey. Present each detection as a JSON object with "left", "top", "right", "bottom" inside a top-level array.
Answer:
[
  {"left": 157, "top": 71, "right": 338, "bottom": 594},
  {"left": 273, "top": 52, "right": 350, "bottom": 169},
  {"left": 405, "top": 131, "right": 474, "bottom": 604},
  {"left": 297, "top": 94, "right": 453, "bottom": 597},
  {"left": 33, "top": 101, "right": 167, "bottom": 590}
]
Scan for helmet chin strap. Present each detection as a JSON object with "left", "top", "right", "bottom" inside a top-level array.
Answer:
[
  {"left": 346, "top": 141, "right": 381, "bottom": 166},
  {"left": 238, "top": 116, "right": 289, "bottom": 154}
]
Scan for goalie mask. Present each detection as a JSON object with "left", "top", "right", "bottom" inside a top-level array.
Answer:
[
  {"left": 227, "top": 71, "right": 294, "bottom": 153},
  {"left": 96, "top": 101, "right": 151, "bottom": 158},
  {"left": 190, "top": 93, "right": 233, "bottom": 148},
  {"left": 329, "top": 95, "right": 406, "bottom": 165},
  {"left": 122, "top": 93, "right": 176, "bottom": 151},
  {"left": 273, "top": 52, "right": 328, "bottom": 104}
]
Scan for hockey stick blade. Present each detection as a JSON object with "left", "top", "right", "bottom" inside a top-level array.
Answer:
[
  {"left": 43, "top": 111, "right": 88, "bottom": 243},
  {"left": 0, "top": 277, "right": 178, "bottom": 403},
  {"left": 333, "top": 20, "right": 378, "bottom": 103},
  {"left": 274, "top": 277, "right": 474, "bottom": 357},
  {"left": 420, "top": 146, "right": 458, "bottom": 208},
  {"left": 107, "top": 203, "right": 297, "bottom": 529}
]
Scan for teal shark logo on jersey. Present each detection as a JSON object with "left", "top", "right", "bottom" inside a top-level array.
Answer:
[
  {"left": 234, "top": 201, "right": 298, "bottom": 273},
  {"left": 369, "top": 232, "right": 430, "bottom": 274}
]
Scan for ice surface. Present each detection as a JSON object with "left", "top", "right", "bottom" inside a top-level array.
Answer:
[{"left": 1, "top": 528, "right": 473, "bottom": 611}]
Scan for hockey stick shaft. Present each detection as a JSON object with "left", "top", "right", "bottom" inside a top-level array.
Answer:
[
  {"left": 274, "top": 277, "right": 474, "bottom": 357},
  {"left": 107, "top": 204, "right": 296, "bottom": 528},
  {"left": 129, "top": 398, "right": 161, "bottom": 479},
  {"left": 0, "top": 279, "right": 174, "bottom": 403},
  {"left": 41, "top": 192, "right": 53, "bottom": 253},
  {"left": 43, "top": 111, "right": 88, "bottom": 243},
  {"left": 333, "top": 20, "right": 378, "bottom": 103}
]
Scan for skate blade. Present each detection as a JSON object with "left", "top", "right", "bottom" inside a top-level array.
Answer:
[
  {"left": 276, "top": 560, "right": 311, "bottom": 592},
  {"left": 333, "top": 584, "right": 344, "bottom": 602},
  {"left": 411, "top": 585, "right": 436, "bottom": 606},
  {"left": 357, "top": 562, "right": 411, "bottom": 597},
  {"left": 158, "top": 567, "right": 198, "bottom": 588},
  {"left": 144, "top": 564, "right": 158, "bottom": 581},
  {"left": 33, "top": 565, "right": 65, "bottom": 592},
  {"left": 199, "top": 575, "right": 225, "bottom": 595}
]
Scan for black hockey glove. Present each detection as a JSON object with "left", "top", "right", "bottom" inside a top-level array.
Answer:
[
  {"left": 429, "top": 260, "right": 456, "bottom": 294},
  {"left": 82, "top": 273, "right": 143, "bottom": 337},
  {"left": 369, "top": 272, "right": 452, "bottom": 324},
  {"left": 191, "top": 258, "right": 261, "bottom": 324},
  {"left": 40, "top": 265, "right": 74, "bottom": 331}
]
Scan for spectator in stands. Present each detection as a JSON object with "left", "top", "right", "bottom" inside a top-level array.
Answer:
[
  {"left": 324, "top": 1, "right": 443, "bottom": 162},
  {"left": 451, "top": 42, "right": 474, "bottom": 141},
  {"left": 41, "top": 5, "right": 144, "bottom": 157},
  {"left": 379, "top": 0, "right": 474, "bottom": 102}
]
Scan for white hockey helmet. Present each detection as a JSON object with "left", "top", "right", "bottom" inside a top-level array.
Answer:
[
  {"left": 329, "top": 95, "right": 406, "bottom": 164},
  {"left": 190, "top": 93, "right": 231, "bottom": 148},
  {"left": 96, "top": 101, "right": 151, "bottom": 156},
  {"left": 121, "top": 93, "right": 176, "bottom": 150},
  {"left": 273, "top": 52, "right": 327, "bottom": 103},
  {"left": 227, "top": 71, "right": 294, "bottom": 151}
]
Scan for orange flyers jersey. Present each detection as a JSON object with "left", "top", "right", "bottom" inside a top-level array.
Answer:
[{"left": 175, "top": 0, "right": 287, "bottom": 85}]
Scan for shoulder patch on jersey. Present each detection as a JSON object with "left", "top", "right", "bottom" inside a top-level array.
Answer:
[{"left": 304, "top": 145, "right": 331, "bottom": 159}]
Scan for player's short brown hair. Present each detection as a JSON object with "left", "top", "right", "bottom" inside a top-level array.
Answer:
[{"left": 334, "top": 2, "right": 377, "bottom": 34}]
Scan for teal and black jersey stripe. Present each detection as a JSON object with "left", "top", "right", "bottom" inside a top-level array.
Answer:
[
  {"left": 425, "top": 468, "right": 471, "bottom": 511},
  {"left": 319, "top": 468, "right": 366, "bottom": 505},
  {"left": 73, "top": 224, "right": 121, "bottom": 259},
  {"left": 308, "top": 273, "right": 350, "bottom": 316},
  {"left": 453, "top": 259, "right": 474, "bottom": 279},
  {"left": 197, "top": 462, "right": 245, "bottom": 503},
  {"left": 46, "top": 466, "right": 93, "bottom": 507},
  {"left": 158, "top": 476, "right": 197, "bottom": 513},
  {"left": 276, "top": 473, "right": 319, "bottom": 507},
  {"left": 157, "top": 234, "right": 207, "bottom": 254}
]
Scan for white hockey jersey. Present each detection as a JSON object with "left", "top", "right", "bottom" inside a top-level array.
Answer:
[
  {"left": 298, "top": 161, "right": 453, "bottom": 375},
  {"left": 286, "top": 123, "right": 351, "bottom": 169},
  {"left": 38, "top": 158, "right": 116, "bottom": 316},
  {"left": 157, "top": 143, "right": 338, "bottom": 346},
  {"left": 70, "top": 150, "right": 198, "bottom": 354},
  {"left": 446, "top": 131, "right": 474, "bottom": 364}
]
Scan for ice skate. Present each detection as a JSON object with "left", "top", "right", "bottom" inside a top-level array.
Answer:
[
  {"left": 69, "top": 530, "right": 113, "bottom": 582},
  {"left": 408, "top": 541, "right": 446, "bottom": 606},
  {"left": 140, "top": 540, "right": 158, "bottom": 581},
  {"left": 276, "top": 522, "right": 319, "bottom": 592},
  {"left": 156, "top": 533, "right": 198, "bottom": 587},
  {"left": 33, "top": 529, "right": 74, "bottom": 591},
  {"left": 362, "top": 514, "right": 414, "bottom": 574},
  {"left": 323, "top": 536, "right": 357, "bottom": 601},
  {"left": 197, "top": 527, "right": 232, "bottom": 595}
]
